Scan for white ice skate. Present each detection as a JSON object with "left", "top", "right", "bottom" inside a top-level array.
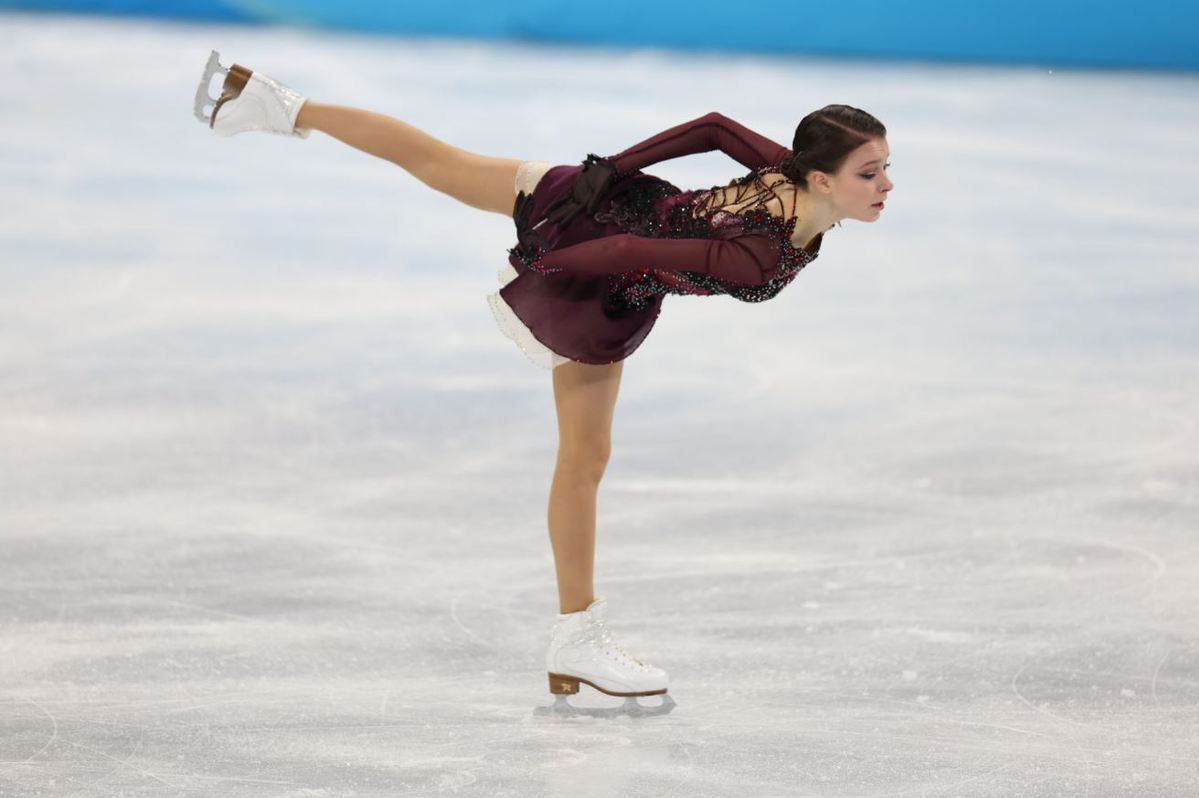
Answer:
[
  {"left": 534, "top": 596, "right": 676, "bottom": 718},
  {"left": 192, "top": 50, "right": 310, "bottom": 138}
]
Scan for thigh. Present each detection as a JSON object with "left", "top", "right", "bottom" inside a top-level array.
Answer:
[
  {"left": 453, "top": 151, "right": 526, "bottom": 216},
  {"left": 551, "top": 360, "right": 625, "bottom": 458}
]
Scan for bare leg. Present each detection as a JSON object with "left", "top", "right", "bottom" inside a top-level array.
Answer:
[
  {"left": 295, "top": 101, "right": 523, "bottom": 216},
  {"left": 549, "top": 360, "right": 624, "bottom": 614},
  {"left": 294, "top": 102, "right": 611, "bottom": 611}
]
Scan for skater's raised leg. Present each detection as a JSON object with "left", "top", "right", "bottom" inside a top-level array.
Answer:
[
  {"left": 295, "top": 102, "right": 524, "bottom": 216},
  {"left": 549, "top": 359, "right": 623, "bottom": 614},
  {"left": 195, "top": 52, "right": 523, "bottom": 216}
]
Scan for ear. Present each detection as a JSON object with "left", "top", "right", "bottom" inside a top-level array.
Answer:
[{"left": 808, "top": 170, "right": 833, "bottom": 193}]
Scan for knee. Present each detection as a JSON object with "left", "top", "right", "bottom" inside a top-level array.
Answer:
[{"left": 555, "top": 438, "right": 612, "bottom": 482}]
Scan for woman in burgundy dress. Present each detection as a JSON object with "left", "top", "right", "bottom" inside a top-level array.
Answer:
[{"left": 195, "top": 50, "right": 893, "bottom": 716}]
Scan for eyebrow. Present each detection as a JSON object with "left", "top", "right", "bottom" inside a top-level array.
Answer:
[{"left": 860, "top": 158, "right": 890, "bottom": 167}]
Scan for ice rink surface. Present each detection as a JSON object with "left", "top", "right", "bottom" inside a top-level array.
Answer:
[{"left": 1, "top": 11, "right": 1197, "bottom": 796}]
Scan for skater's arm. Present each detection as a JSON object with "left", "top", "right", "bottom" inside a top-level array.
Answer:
[
  {"left": 535, "top": 113, "right": 788, "bottom": 233},
  {"left": 607, "top": 112, "right": 791, "bottom": 173},
  {"left": 531, "top": 231, "right": 782, "bottom": 286}
]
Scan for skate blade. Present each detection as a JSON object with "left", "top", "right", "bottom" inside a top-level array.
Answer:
[
  {"left": 193, "top": 49, "right": 228, "bottom": 124},
  {"left": 533, "top": 693, "right": 676, "bottom": 719}
]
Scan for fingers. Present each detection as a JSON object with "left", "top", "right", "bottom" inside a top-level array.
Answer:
[{"left": 545, "top": 203, "right": 581, "bottom": 228}]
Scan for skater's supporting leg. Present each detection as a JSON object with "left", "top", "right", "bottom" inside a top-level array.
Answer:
[
  {"left": 549, "top": 360, "right": 624, "bottom": 615},
  {"left": 295, "top": 101, "right": 523, "bottom": 215}
]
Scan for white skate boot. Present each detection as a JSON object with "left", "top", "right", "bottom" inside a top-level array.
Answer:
[
  {"left": 534, "top": 596, "right": 676, "bottom": 718},
  {"left": 193, "top": 50, "right": 310, "bottom": 138}
]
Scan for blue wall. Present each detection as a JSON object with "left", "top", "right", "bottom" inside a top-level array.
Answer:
[{"left": 3, "top": 0, "right": 1196, "bottom": 71}]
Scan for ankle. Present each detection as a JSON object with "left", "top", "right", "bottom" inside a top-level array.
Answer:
[
  {"left": 294, "top": 99, "right": 320, "bottom": 130},
  {"left": 558, "top": 596, "right": 595, "bottom": 615}
]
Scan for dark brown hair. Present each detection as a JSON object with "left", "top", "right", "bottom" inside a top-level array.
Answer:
[{"left": 779, "top": 104, "right": 887, "bottom": 188}]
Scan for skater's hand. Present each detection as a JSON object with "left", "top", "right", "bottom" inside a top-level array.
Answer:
[
  {"left": 542, "top": 154, "right": 618, "bottom": 229},
  {"left": 513, "top": 191, "right": 551, "bottom": 251}
]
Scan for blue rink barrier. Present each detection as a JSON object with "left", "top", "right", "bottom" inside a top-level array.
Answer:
[
  {"left": 2, "top": 0, "right": 255, "bottom": 23},
  {"left": 2, "top": 0, "right": 1196, "bottom": 71}
]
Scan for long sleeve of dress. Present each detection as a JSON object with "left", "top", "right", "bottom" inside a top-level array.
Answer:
[
  {"left": 537, "top": 230, "right": 781, "bottom": 287},
  {"left": 607, "top": 111, "right": 791, "bottom": 174}
]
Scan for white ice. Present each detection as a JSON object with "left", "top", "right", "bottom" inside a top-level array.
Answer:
[{"left": 1, "top": 10, "right": 1197, "bottom": 796}]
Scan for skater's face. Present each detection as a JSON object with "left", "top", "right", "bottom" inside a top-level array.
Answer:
[{"left": 812, "top": 137, "right": 893, "bottom": 222}]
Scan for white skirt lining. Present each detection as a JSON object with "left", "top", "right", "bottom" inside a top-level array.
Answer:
[{"left": 488, "top": 160, "right": 572, "bottom": 370}]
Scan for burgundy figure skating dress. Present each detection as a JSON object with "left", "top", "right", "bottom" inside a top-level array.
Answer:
[{"left": 486, "top": 112, "right": 826, "bottom": 369}]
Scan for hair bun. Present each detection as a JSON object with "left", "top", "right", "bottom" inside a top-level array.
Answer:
[{"left": 781, "top": 150, "right": 804, "bottom": 178}]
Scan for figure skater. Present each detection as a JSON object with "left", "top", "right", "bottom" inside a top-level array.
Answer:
[{"left": 192, "top": 51, "right": 893, "bottom": 718}]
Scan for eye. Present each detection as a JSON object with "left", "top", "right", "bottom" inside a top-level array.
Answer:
[{"left": 861, "top": 162, "right": 891, "bottom": 179}]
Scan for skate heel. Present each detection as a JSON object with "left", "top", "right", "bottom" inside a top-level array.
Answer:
[
  {"left": 548, "top": 673, "right": 581, "bottom": 695},
  {"left": 209, "top": 64, "right": 253, "bottom": 129},
  {"left": 224, "top": 64, "right": 253, "bottom": 96}
]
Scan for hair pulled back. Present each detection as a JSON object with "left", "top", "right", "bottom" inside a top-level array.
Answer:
[{"left": 779, "top": 104, "right": 886, "bottom": 188}]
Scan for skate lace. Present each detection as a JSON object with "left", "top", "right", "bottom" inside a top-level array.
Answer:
[{"left": 592, "top": 618, "right": 648, "bottom": 670}]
